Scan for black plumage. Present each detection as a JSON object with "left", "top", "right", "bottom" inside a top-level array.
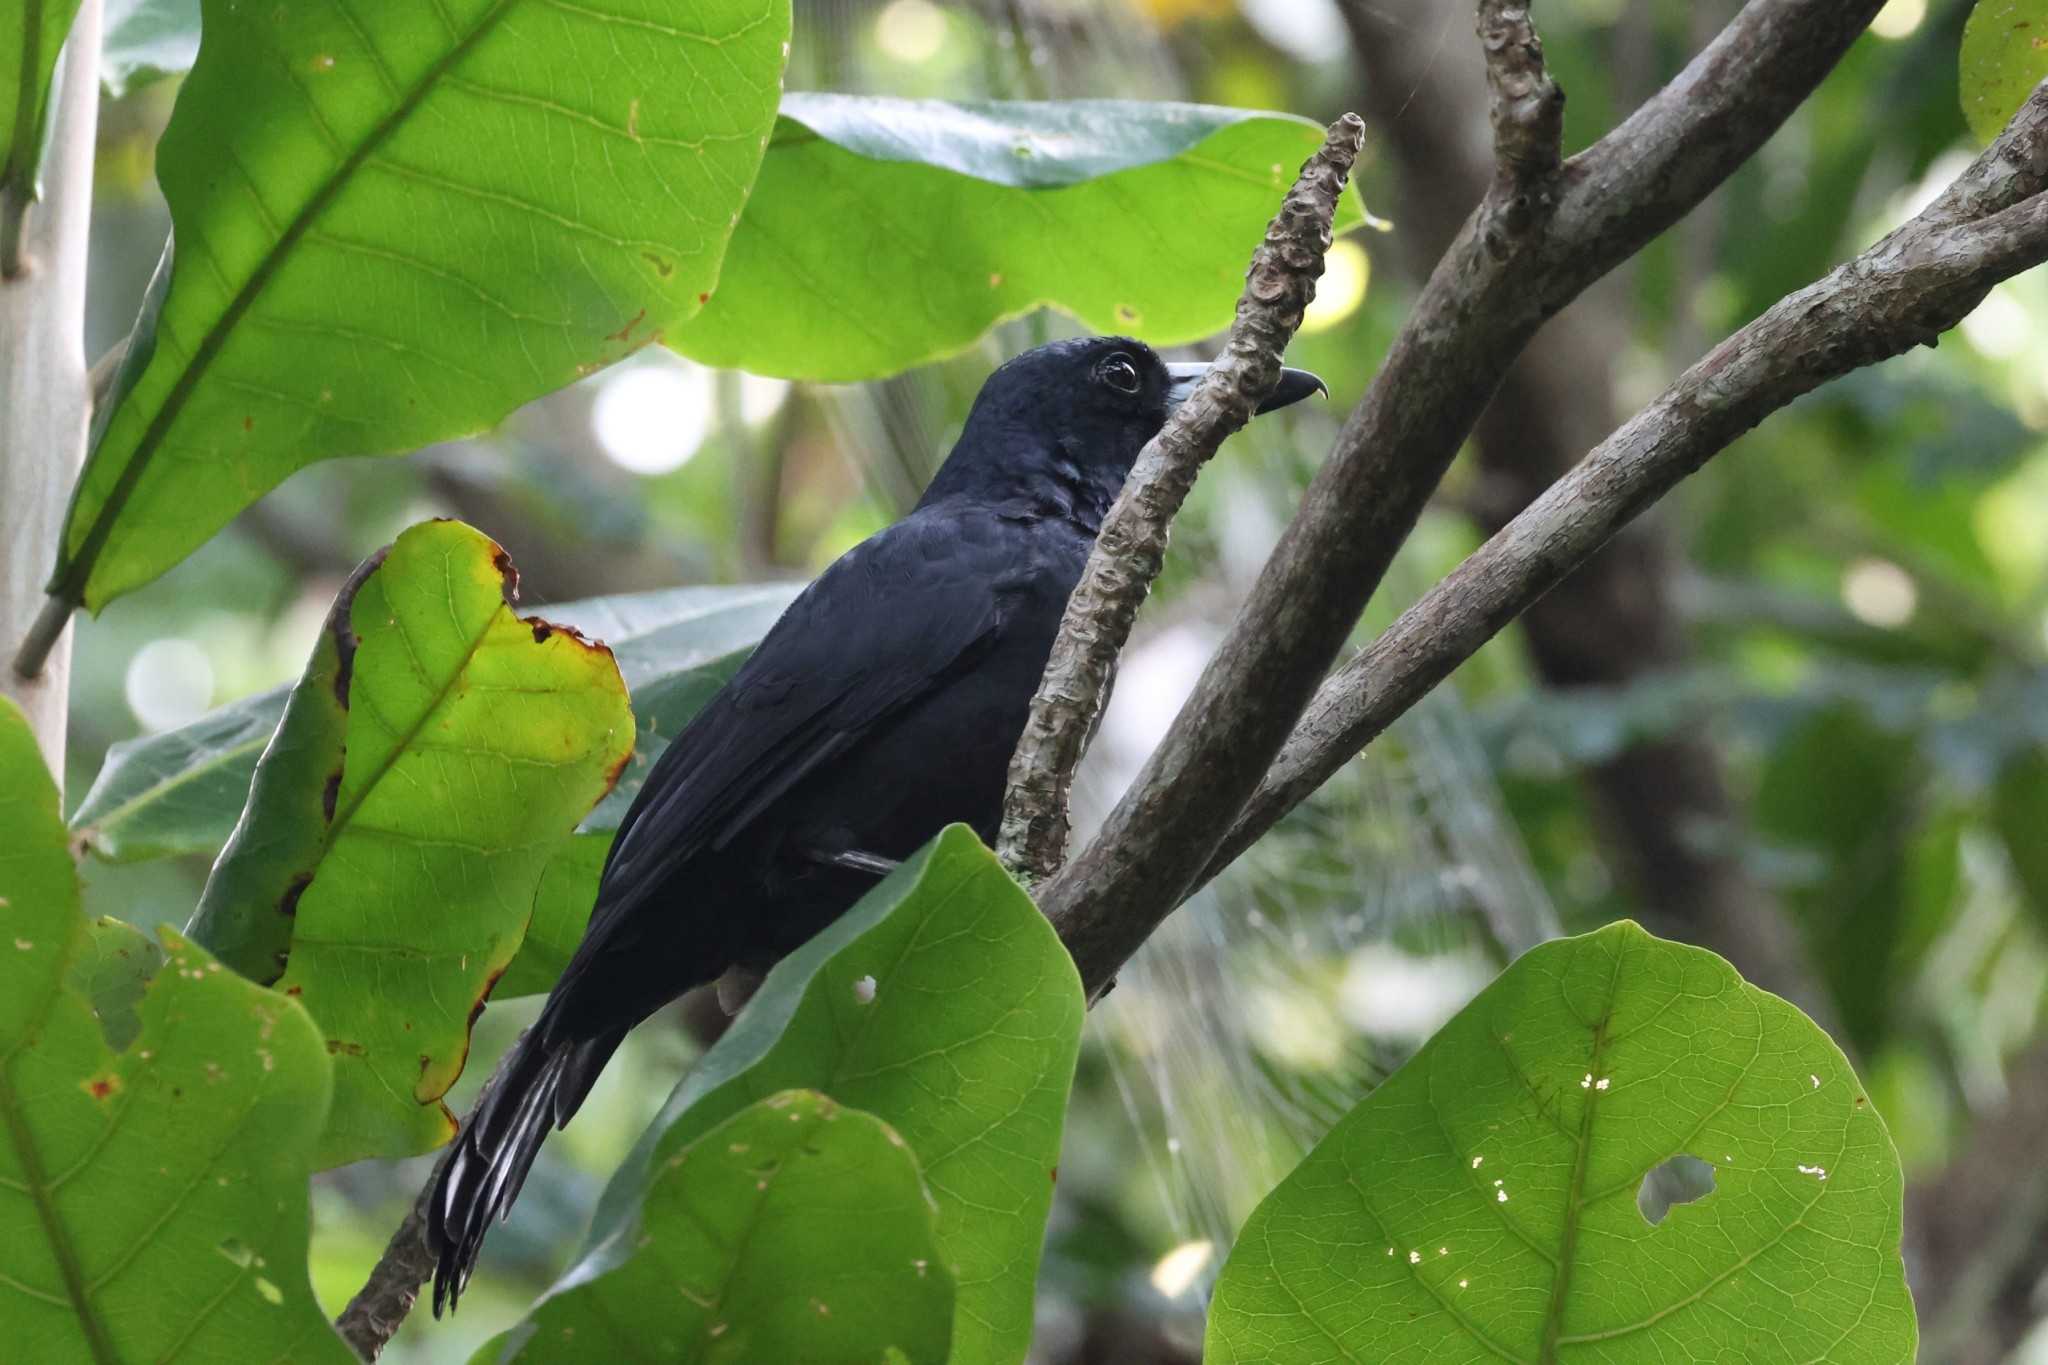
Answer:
[{"left": 425, "top": 335, "right": 1323, "bottom": 1312}]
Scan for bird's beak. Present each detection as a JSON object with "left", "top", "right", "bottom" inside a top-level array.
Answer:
[{"left": 1165, "top": 362, "right": 1329, "bottom": 415}]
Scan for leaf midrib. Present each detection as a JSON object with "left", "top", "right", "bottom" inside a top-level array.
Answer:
[
  {"left": 1536, "top": 948, "right": 1625, "bottom": 1364},
  {"left": 55, "top": 0, "right": 523, "bottom": 605},
  {"left": 0, "top": 991, "right": 120, "bottom": 1365}
]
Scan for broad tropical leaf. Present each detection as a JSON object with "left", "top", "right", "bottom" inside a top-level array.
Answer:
[
  {"left": 59, "top": 0, "right": 789, "bottom": 609},
  {"left": 478, "top": 1091, "right": 954, "bottom": 1364},
  {"left": 563, "top": 826, "right": 1082, "bottom": 1365},
  {"left": 667, "top": 95, "right": 1372, "bottom": 380},
  {"left": 1205, "top": 921, "right": 1916, "bottom": 1364},
  {"left": 0, "top": 699, "right": 350, "bottom": 1363},
  {"left": 188, "top": 520, "right": 634, "bottom": 1168}
]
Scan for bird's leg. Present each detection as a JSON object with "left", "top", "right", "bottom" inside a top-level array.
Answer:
[{"left": 804, "top": 846, "right": 902, "bottom": 878}]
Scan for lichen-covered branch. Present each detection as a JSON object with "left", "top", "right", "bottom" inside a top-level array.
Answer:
[
  {"left": 1203, "top": 80, "right": 2048, "bottom": 893},
  {"left": 994, "top": 113, "right": 1363, "bottom": 883},
  {"left": 1038, "top": 0, "right": 1891, "bottom": 1001}
]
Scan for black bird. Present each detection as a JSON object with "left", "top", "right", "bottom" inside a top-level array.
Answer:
[{"left": 425, "top": 336, "right": 1323, "bottom": 1311}]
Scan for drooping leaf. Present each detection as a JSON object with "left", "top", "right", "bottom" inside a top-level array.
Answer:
[
  {"left": 101, "top": 0, "right": 200, "bottom": 96},
  {"left": 58, "top": 0, "right": 790, "bottom": 610},
  {"left": 189, "top": 520, "right": 635, "bottom": 1168},
  {"left": 1960, "top": 0, "right": 2048, "bottom": 144},
  {"left": 667, "top": 96, "right": 1371, "bottom": 380},
  {"left": 1, "top": 0, "right": 83, "bottom": 203},
  {"left": 71, "top": 581, "right": 796, "bottom": 864},
  {"left": 552, "top": 826, "right": 1081, "bottom": 1365},
  {"left": 479, "top": 1090, "right": 954, "bottom": 1364},
  {"left": 1205, "top": 921, "right": 1915, "bottom": 1364},
  {"left": 0, "top": 699, "right": 351, "bottom": 1364}
]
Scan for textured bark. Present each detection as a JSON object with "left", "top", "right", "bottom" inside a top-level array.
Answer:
[
  {"left": 996, "top": 114, "right": 1363, "bottom": 883},
  {"left": 1341, "top": 0, "right": 1825, "bottom": 1011},
  {"left": 1045, "top": 0, "right": 1890, "bottom": 1000},
  {"left": 1208, "top": 86, "right": 2048, "bottom": 912}
]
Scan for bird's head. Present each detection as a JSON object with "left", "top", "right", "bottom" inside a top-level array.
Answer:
[{"left": 919, "top": 336, "right": 1325, "bottom": 526}]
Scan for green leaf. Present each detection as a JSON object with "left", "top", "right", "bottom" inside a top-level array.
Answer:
[
  {"left": 0, "top": 699, "right": 351, "bottom": 1364},
  {"left": 1, "top": 0, "right": 83, "bottom": 203},
  {"left": 101, "top": 0, "right": 199, "bottom": 97},
  {"left": 1960, "top": 0, "right": 2048, "bottom": 144},
  {"left": 1205, "top": 921, "right": 1916, "bottom": 1365},
  {"left": 189, "top": 520, "right": 635, "bottom": 1168},
  {"left": 667, "top": 96, "right": 1370, "bottom": 380},
  {"left": 480, "top": 1090, "right": 954, "bottom": 1364},
  {"left": 562, "top": 826, "right": 1081, "bottom": 1365},
  {"left": 66, "top": 915, "right": 166, "bottom": 1053},
  {"left": 59, "top": 0, "right": 790, "bottom": 611},
  {"left": 71, "top": 581, "right": 796, "bottom": 865}
]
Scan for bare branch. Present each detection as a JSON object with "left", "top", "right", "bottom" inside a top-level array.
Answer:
[
  {"left": 1042, "top": 0, "right": 1886, "bottom": 999},
  {"left": 995, "top": 114, "right": 1363, "bottom": 883},
  {"left": 1206, "top": 83, "right": 2048, "bottom": 888}
]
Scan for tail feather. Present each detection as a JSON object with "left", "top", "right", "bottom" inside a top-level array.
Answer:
[{"left": 426, "top": 1020, "right": 621, "bottom": 1316}]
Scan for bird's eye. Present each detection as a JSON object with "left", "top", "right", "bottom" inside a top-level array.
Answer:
[{"left": 1097, "top": 353, "right": 1141, "bottom": 394}]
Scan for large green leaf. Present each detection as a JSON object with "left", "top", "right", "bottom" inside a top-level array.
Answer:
[
  {"left": 1960, "top": 1, "right": 2048, "bottom": 143},
  {"left": 0, "top": 699, "right": 351, "bottom": 1364},
  {"left": 58, "top": 0, "right": 789, "bottom": 611},
  {"left": 1, "top": 0, "right": 83, "bottom": 204},
  {"left": 479, "top": 1090, "right": 954, "bottom": 1364},
  {"left": 555, "top": 826, "right": 1081, "bottom": 1365},
  {"left": 1205, "top": 921, "right": 1915, "bottom": 1364},
  {"left": 71, "top": 581, "right": 797, "bottom": 865},
  {"left": 667, "top": 96, "right": 1371, "bottom": 380},
  {"left": 189, "top": 520, "right": 635, "bottom": 1168}
]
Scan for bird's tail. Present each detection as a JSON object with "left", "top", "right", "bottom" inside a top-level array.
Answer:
[{"left": 424, "top": 1021, "right": 624, "bottom": 1314}]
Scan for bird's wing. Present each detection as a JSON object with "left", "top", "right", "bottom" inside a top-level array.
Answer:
[{"left": 580, "top": 510, "right": 1013, "bottom": 944}]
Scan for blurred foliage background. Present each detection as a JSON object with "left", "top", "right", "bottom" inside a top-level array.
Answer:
[{"left": 62, "top": 0, "right": 2048, "bottom": 1360}]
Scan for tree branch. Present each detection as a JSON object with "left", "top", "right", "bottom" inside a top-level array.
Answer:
[
  {"left": 0, "top": 0, "right": 99, "bottom": 787},
  {"left": 1206, "top": 81, "right": 2048, "bottom": 889},
  {"left": 1041, "top": 0, "right": 1887, "bottom": 1000},
  {"left": 995, "top": 113, "right": 1363, "bottom": 883}
]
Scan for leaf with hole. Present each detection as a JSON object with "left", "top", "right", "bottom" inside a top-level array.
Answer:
[
  {"left": 0, "top": 698, "right": 351, "bottom": 1364},
  {"left": 667, "top": 95, "right": 1372, "bottom": 380},
  {"left": 187, "top": 520, "right": 634, "bottom": 1169},
  {"left": 1960, "top": 0, "right": 2048, "bottom": 144},
  {"left": 58, "top": 0, "right": 789, "bottom": 610},
  {"left": 539, "top": 826, "right": 1081, "bottom": 1365},
  {"left": 477, "top": 1089, "right": 953, "bottom": 1363},
  {"left": 1205, "top": 920, "right": 1915, "bottom": 1364}
]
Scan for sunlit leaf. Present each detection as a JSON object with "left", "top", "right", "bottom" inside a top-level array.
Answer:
[
  {"left": 0, "top": 699, "right": 350, "bottom": 1363},
  {"left": 1960, "top": 0, "right": 2048, "bottom": 144},
  {"left": 188, "top": 520, "right": 634, "bottom": 1168},
  {"left": 478, "top": 1090, "right": 953, "bottom": 1364},
  {"left": 71, "top": 581, "right": 796, "bottom": 864},
  {"left": 558, "top": 826, "right": 1081, "bottom": 1365},
  {"left": 1206, "top": 921, "right": 1915, "bottom": 1364},
  {"left": 667, "top": 95, "right": 1370, "bottom": 380},
  {"left": 60, "top": 0, "right": 789, "bottom": 609}
]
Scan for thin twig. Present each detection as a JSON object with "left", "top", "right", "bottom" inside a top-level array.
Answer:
[
  {"left": 1037, "top": 0, "right": 1890, "bottom": 1001},
  {"left": 994, "top": 114, "right": 1363, "bottom": 883},
  {"left": 1203, "top": 80, "right": 2048, "bottom": 893}
]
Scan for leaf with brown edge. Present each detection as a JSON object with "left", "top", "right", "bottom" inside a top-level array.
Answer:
[{"left": 192, "top": 520, "right": 634, "bottom": 1169}]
